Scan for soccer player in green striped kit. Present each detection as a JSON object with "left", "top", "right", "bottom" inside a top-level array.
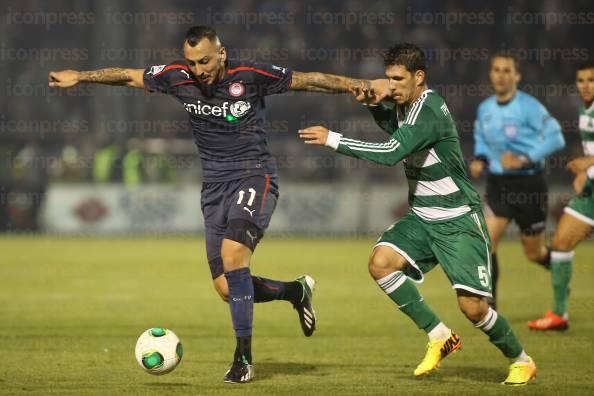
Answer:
[
  {"left": 528, "top": 60, "right": 594, "bottom": 331},
  {"left": 299, "top": 43, "right": 536, "bottom": 385}
]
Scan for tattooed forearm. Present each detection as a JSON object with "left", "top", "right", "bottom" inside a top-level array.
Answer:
[
  {"left": 291, "top": 71, "right": 369, "bottom": 93},
  {"left": 78, "top": 68, "right": 133, "bottom": 85}
]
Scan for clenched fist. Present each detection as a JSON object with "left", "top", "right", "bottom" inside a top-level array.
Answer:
[
  {"left": 350, "top": 79, "right": 390, "bottom": 106},
  {"left": 48, "top": 70, "right": 80, "bottom": 88}
]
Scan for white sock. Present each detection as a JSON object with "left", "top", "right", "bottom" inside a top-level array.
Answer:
[
  {"left": 428, "top": 322, "right": 451, "bottom": 341},
  {"left": 512, "top": 350, "right": 530, "bottom": 364}
]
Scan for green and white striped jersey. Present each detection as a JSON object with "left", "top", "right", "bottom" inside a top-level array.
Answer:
[
  {"left": 334, "top": 89, "right": 482, "bottom": 222},
  {"left": 579, "top": 102, "right": 594, "bottom": 155}
]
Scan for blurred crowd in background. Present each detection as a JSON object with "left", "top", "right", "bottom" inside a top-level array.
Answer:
[{"left": 1, "top": 0, "right": 592, "bottom": 230}]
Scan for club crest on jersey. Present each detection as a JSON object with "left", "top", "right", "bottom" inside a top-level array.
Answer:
[
  {"left": 228, "top": 82, "right": 245, "bottom": 97},
  {"left": 504, "top": 124, "right": 518, "bottom": 138},
  {"left": 230, "top": 101, "right": 251, "bottom": 118}
]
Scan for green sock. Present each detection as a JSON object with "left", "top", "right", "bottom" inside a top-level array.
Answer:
[
  {"left": 550, "top": 251, "right": 573, "bottom": 317},
  {"left": 475, "top": 307, "right": 523, "bottom": 359},
  {"left": 376, "top": 271, "right": 441, "bottom": 333}
]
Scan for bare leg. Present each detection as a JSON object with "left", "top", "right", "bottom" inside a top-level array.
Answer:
[{"left": 485, "top": 216, "right": 509, "bottom": 308}]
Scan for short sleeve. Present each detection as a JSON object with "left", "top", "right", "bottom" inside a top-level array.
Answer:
[
  {"left": 143, "top": 63, "right": 190, "bottom": 93},
  {"left": 525, "top": 98, "right": 551, "bottom": 132},
  {"left": 473, "top": 106, "right": 489, "bottom": 159},
  {"left": 249, "top": 62, "right": 293, "bottom": 96}
]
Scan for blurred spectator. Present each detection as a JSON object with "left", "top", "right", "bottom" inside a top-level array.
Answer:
[
  {"left": 123, "top": 139, "right": 143, "bottom": 186},
  {"left": 50, "top": 137, "right": 87, "bottom": 182},
  {"left": 143, "top": 139, "right": 179, "bottom": 183},
  {"left": 93, "top": 133, "right": 121, "bottom": 183},
  {"left": 7, "top": 139, "right": 48, "bottom": 231}
]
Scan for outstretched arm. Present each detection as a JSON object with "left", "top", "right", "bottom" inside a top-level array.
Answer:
[
  {"left": 299, "top": 124, "right": 434, "bottom": 167},
  {"left": 291, "top": 72, "right": 390, "bottom": 97},
  {"left": 48, "top": 68, "right": 145, "bottom": 89},
  {"left": 291, "top": 71, "right": 367, "bottom": 93}
]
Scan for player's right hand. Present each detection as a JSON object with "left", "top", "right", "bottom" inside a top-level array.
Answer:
[
  {"left": 469, "top": 160, "right": 485, "bottom": 179},
  {"left": 299, "top": 126, "right": 329, "bottom": 146},
  {"left": 48, "top": 70, "right": 80, "bottom": 88}
]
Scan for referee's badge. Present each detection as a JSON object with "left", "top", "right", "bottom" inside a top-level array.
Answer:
[
  {"left": 504, "top": 124, "right": 518, "bottom": 139},
  {"left": 228, "top": 82, "right": 245, "bottom": 97}
]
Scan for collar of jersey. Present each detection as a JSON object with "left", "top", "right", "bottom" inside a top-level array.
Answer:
[
  {"left": 406, "top": 89, "right": 433, "bottom": 113},
  {"left": 221, "top": 59, "right": 240, "bottom": 82}
]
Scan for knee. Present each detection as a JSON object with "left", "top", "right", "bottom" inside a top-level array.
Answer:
[
  {"left": 458, "top": 298, "right": 489, "bottom": 324},
  {"left": 550, "top": 234, "right": 574, "bottom": 252},
  {"left": 221, "top": 244, "right": 248, "bottom": 272},
  {"left": 368, "top": 249, "right": 405, "bottom": 280}
]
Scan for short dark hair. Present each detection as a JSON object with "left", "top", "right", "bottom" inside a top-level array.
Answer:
[
  {"left": 184, "top": 26, "right": 219, "bottom": 47},
  {"left": 577, "top": 57, "right": 594, "bottom": 71},
  {"left": 383, "top": 43, "right": 426, "bottom": 73},
  {"left": 491, "top": 51, "right": 520, "bottom": 72}
]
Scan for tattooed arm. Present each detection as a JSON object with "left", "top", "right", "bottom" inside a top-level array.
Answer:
[
  {"left": 291, "top": 71, "right": 390, "bottom": 106},
  {"left": 48, "top": 68, "right": 145, "bottom": 89},
  {"left": 291, "top": 71, "right": 372, "bottom": 93}
]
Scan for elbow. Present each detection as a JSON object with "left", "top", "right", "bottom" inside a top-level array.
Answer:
[
  {"left": 546, "top": 135, "right": 566, "bottom": 156},
  {"left": 365, "top": 155, "right": 399, "bottom": 167},
  {"left": 529, "top": 138, "right": 565, "bottom": 163},
  {"left": 126, "top": 69, "right": 145, "bottom": 89},
  {"left": 550, "top": 124, "right": 565, "bottom": 151},
  {"left": 127, "top": 81, "right": 144, "bottom": 89}
]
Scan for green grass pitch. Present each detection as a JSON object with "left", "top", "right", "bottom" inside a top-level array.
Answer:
[{"left": 1, "top": 236, "right": 593, "bottom": 395}]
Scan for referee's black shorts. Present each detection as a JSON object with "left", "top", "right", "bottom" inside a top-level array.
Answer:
[{"left": 485, "top": 173, "right": 548, "bottom": 235}]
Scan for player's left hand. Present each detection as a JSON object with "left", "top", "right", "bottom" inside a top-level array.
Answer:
[
  {"left": 573, "top": 172, "right": 587, "bottom": 194},
  {"left": 500, "top": 151, "right": 524, "bottom": 169},
  {"left": 299, "top": 126, "right": 329, "bottom": 146},
  {"left": 567, "top": 156, "right": 594, "bottom": 174}
]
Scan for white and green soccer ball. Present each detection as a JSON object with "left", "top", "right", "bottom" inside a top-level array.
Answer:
[{"left": 135, "top": 328, "right": 183, "bottom": 375}]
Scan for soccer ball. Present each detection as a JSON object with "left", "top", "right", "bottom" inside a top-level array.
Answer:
[{"left": 135, "top": 328, "right": 183, "bottom": 375}]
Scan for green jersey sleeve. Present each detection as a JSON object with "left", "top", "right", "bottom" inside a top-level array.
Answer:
[
  {"left": 336, "top": 106, "right": 439, "bottom": 166},
  {"left": 366, "top": 103, "right": 397, "bottom": 135}
]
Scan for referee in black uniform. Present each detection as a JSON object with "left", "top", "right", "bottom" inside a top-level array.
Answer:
[{"left": 469, "top": 53, "right": 566, "bottom": 308}]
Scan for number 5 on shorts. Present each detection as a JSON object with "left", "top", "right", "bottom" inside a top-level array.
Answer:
[{"left": 478, "top": 265, "right": 490, "bottom": 287}]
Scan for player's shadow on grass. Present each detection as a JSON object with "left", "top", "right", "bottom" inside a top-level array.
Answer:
[
  {"left": 256, "top": 362, "right": 319, "bottom": 379},
  {"left": 393, "top": 364, "right": 503, "bottom": 384},
  {"left": 435, "top": 366, "right": 502, "bottom": 384}
]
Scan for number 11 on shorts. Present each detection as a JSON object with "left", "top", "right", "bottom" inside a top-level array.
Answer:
[{"left": 237, "top": 188, "right": 256, "bottom": 206}]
